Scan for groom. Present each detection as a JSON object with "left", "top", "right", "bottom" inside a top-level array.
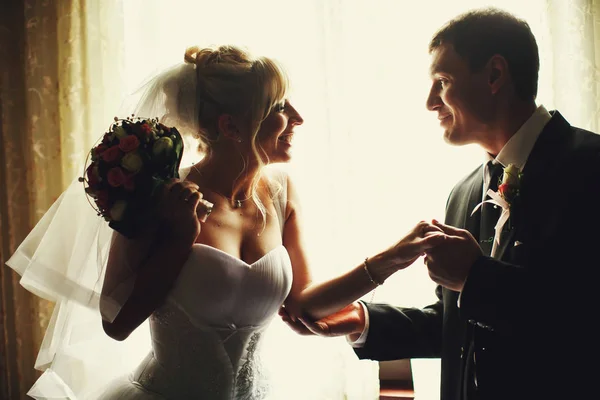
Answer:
[{"left": 285, "top": 7, "right": 600, "bottom": 400}]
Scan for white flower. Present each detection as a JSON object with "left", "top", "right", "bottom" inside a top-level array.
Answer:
[
  {"left": 113, "top": 125, "right": 127, "bottom": 139},
  {"left": 121, "top": 152, "right": 143, "bottom": 173},
  {"left": 501, "top": 163, "right": 520, "bottom": 186},
  {"left": 152, "top": 136, "right": 174, "bottom": 157}
]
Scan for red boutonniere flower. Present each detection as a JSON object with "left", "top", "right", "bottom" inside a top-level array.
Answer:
[
  {"left": 497, "top": 163, "right": 521, "bottom": 208},
  {"left": 471, "top": 163, "right": 522, "bottom": 254}
]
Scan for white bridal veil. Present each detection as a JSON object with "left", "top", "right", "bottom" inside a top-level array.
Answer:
[
  {"left": 5, "top": 177, "right": 152, "bottom": 398},
  {"left": 5, "top": 61, "right": 199, "bottom": 399}
]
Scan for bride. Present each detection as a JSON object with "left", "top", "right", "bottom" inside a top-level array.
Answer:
[{"left": 7, "top": 45, "right": 444, "bottom": 399}]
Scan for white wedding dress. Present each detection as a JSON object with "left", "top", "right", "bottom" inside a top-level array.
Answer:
[
  {"left": 96, "top": 166, "right": 292, "bottom": 399},
  {"left": 98, "top": 244, "right": 292, "bottom": 399}
]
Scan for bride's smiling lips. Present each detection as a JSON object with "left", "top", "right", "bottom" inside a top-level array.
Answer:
[{"left": 278, "top": 132, "right": 294, "bottom": 145}]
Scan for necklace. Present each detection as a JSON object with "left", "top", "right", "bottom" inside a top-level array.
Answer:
[
  {"left": 210, "top": 190, "right": 252, "bottom": 208},
  {"left": 190, "top": 164, "right": 252, "bottom": 208}
]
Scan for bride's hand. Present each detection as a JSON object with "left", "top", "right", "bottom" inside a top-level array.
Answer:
[
  {"left": 367, "top": 221, "right": 447, "bottom": 282},
  {"left": 158, "top": 180, "right": 211, "bottom": 245}
]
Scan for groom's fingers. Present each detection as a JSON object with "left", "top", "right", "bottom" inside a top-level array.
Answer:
[
  {"left": 287, "top": 321, "right": 316, "bottom": 336},
  {"left": 323, "top": 313, "right": 364, "bottom": 336},
  {"left": 298, "top": 304, "right": 364, "bottom": 338},
  {"left": 422, "top": 224, "right": 444, "bottom": 235},
  {"left": 298, "top": 317, "right": 330, "bottom": 336},
  {"left": 432, "top": 220, "right": 468, "bottom": 237},
  {"left": 279, "top": 308, "right": 316, "bottom": 336},
  {"left": 415, "top": 232, "right": 447, "bottom": 251}
]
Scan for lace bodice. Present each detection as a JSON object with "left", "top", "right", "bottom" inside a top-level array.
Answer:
[{"left": 100, "top": 244, "right": 293, "bottom": 400}]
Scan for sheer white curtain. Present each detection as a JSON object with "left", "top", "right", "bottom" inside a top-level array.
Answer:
[{"left": 116, "top": 0, "right": 599, "bottom": 398}]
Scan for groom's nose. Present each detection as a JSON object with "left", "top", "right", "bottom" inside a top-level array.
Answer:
[{"left": 426, "top": 85, "right": 442, "bottom": 111}]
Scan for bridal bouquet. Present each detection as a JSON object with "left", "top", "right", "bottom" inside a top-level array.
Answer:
[{"left": 80, "top": 117, "right": 184, "bottom": 238}]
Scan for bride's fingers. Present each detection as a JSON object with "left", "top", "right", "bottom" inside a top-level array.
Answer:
[
  {"left": 196, "top": 199, "right": 213, "bottom": 223},
  {"left": 179, "top": 184, "right": 201, "bottom": 202},
  {"left": 185, "top": 190, "right": 201, "bottom": 205}
]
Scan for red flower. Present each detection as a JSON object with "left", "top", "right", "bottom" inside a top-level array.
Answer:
[
  {"left": 498, "top": 183, "right": 509, "bottom": 196},
  {"left": 124, "top": 173, "right": 136, "bottom": 191},
  {"left": 498, "top": 183, "right": 516, "bottom": 201},
  {"left": 140, "top": 123, "right": 152, "bottom": 136},
  {"left": 94, "top": 144, "right": 108, "bottom": 156},
  {"left": 102, "top": 145, "right": 122, "bottom": 163},
  {"left": 86, "top": 163, "right": 100, "bottom": 187},
  {"left": 107, "top": 167, "right": 126, "bottom": 187},
  {"left": 118, "top": 135, "right": 140, "bottom": 152},
  {"left": 95, "top": 190, "right": 109, "bottom": 210}
]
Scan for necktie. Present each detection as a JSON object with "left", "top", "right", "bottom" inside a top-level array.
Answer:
[
  {"left": 465, "top": 161, "right": 505, "bottom": 399},
  {"left": 479, "top": 161, "right": 503, "bottom": 256}
]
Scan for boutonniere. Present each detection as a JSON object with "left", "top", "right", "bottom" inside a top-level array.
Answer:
[
  {"left": 471, "top": 163, "right": 522, "bottom": 249},
  {"left": 496, "top": 163, "right": 522, "bottom": 209}
]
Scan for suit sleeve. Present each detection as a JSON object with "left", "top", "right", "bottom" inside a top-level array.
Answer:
[{"left": 353, "top": 285, "right": 444, "bottom": 361}]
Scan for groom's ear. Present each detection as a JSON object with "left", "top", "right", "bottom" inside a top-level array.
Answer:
[{"left": 487, "top": 55, "right": 509, "bottom": 95}]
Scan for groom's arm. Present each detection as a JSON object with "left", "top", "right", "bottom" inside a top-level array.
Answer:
[{"left": 353, "top": 286, "right": 444, "bottom": 361}]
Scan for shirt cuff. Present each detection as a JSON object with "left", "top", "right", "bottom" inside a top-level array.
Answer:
[{"left": 346, "top": 301, "right": 370, "bottom": 348}]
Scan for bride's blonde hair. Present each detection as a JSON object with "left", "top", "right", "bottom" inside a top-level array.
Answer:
[
  {"left": 142, "top": 45, "right": 289, "bottom": 225},
  {"left": 181, "top": 45, "right": 289, "bottom": 154}
]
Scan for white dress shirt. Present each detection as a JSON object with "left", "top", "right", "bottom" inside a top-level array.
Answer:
[
  {"left": 349, "top": 105, "right": 552, "bottom": 348},
  {"left": 482, "top": 105, "right": 552, "bottom": 198}
]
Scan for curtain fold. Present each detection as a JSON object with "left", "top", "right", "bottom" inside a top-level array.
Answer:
[
  {"left": 544, "top": 0, "right": 600, "bottom": 132},
  {"left": 1, "top": 1, "right": 60, "bottom": 398},
  {"left": 1, "top": 1, "right": 124, "bottom": 398}
]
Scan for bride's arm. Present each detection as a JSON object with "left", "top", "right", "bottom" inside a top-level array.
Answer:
[
  {"left": 101, "top": 180, "right": 204, "bottom": 341},
  {"left": 100, "top": 229, "right": 194, "bottom": 341},
  {"left": 282, "top": 176, "right": 444, "bottom": 321}
]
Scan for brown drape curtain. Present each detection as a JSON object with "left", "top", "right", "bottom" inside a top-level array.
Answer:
[
  {"left": 0, "top": 0, "right": 124, "bottom": 398},
  {"left": 1, "top": 1, "right": 60, "bottom": 397}
]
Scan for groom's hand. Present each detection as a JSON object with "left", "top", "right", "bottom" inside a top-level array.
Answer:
[
  {"left": 424, "top": 220, "right": 482, "bottom": 292},
  {"left": 278, "top": 306, "right": 314, "bottom": 336},
  {"left": 279, "top": 302, "right": 366, "bottom": 338},
  {"left": 299, "top": 302, "right": 366, "bottom": 338}
]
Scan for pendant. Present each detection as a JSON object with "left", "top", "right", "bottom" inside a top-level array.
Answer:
[{"left": 234, "top": 200, "right": 242, "bottom": 208}]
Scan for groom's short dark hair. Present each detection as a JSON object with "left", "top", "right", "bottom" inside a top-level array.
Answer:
[{"left": 429, "top": 7, "right": 539, "bottom": 101}]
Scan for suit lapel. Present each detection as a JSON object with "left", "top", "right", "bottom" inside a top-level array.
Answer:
[
  {"left": 464, "top": 175, "right": 483, "bottom": 239},
  {"left": 495, "top": 226, "right": 516, "bottom": 260},
  {"left": 446, "top": 111, "right": 568, "bottom": 258},
  {"left": 520, "top": 111, "right": 571, "bottom": 188},
  {"left": 495, "top": 111, "right": 571, "bottom": 260}
]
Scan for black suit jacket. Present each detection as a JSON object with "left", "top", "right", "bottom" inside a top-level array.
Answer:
[{"left": 355, "top": 111, "right": 600, "bottom": 400}]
